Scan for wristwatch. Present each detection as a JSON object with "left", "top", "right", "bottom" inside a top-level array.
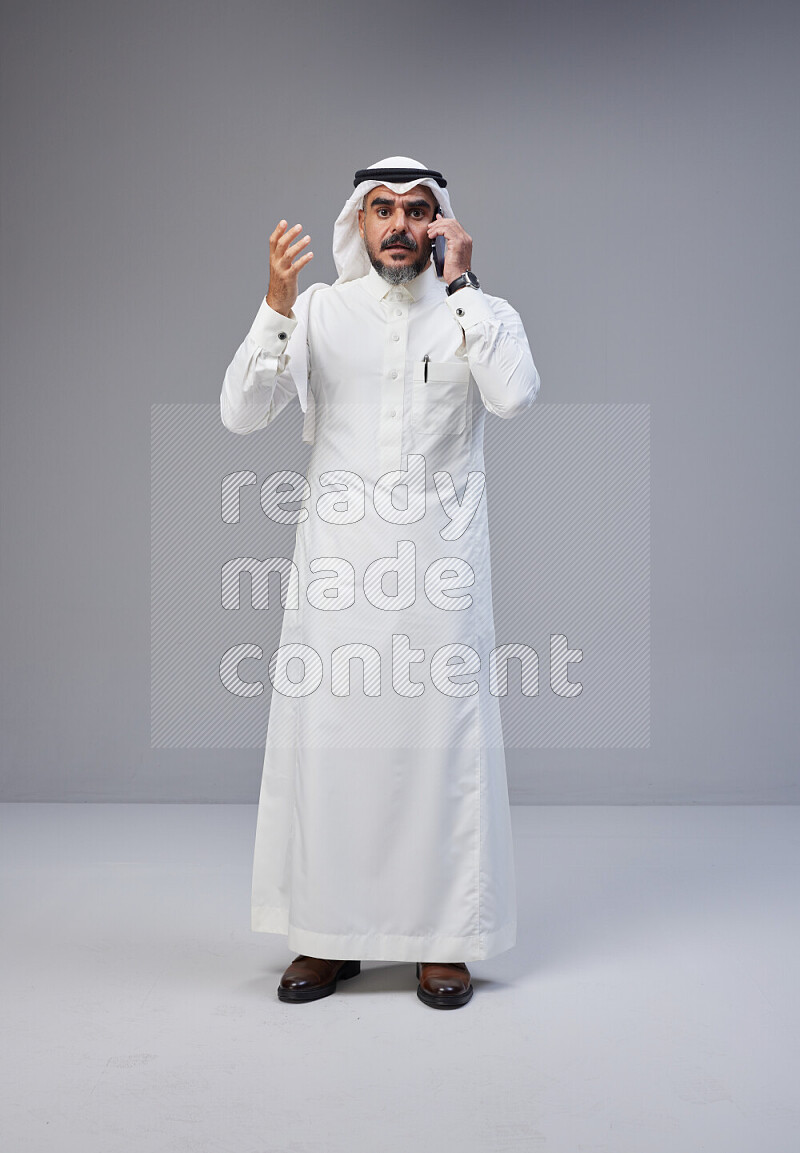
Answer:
[{"left": 446, "top": 270, "right": 480, "bottom": 296}]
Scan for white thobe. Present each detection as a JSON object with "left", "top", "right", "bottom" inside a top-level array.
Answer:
[{"left": 221, "top": 261, "right": 540, "bottom": 961}]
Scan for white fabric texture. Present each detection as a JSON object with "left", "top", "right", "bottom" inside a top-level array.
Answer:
[{"left": 220, "top": 162, "right": 540, "bottom": 961}]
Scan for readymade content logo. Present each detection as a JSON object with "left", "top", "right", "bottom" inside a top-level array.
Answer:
[
  {"left": 218, "top": 454, "right": 583, "bottom": 701},
  {"left": 150, "top": 404, "right": 649, "bottom": 749}
]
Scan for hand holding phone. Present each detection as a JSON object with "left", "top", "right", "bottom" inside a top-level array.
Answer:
[
  {"left": 428, "top": 210, "right": 474, "bottom": 286},
  {"left": 431, "top": 209, "right": 446, "bottom": 278}
]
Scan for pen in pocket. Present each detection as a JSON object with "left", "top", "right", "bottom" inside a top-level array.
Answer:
[{"left": 423, "top": 354, "right": 429, "bottom": 383}]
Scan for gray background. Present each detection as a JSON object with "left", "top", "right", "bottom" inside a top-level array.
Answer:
[{"left": 1, "top": 0, "right": 797, "bottom": 802}]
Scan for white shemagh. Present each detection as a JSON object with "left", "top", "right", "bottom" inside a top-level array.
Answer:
[{"left": 288, "top": 156, "right": 455, "bottom": 412}]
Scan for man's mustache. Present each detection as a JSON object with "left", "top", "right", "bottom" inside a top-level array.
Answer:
[{"left": 381, "top": 232, "right": 418, "bottom": 252}]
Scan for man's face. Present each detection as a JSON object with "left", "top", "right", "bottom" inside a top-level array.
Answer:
[{"left": 358, "top": 184, "right": 438, "bottom": 284}]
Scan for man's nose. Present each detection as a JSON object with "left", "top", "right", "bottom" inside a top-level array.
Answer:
[{"left": 391, "top": 208, "right": 408, "bottom": 230}]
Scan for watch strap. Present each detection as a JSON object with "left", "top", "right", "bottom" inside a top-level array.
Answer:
[{"left": 446, "top": 271, "right": 480, "bottom": 296}]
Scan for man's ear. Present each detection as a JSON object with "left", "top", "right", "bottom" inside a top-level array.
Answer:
[{"left": 357, "top": 207, "right": 364, "bottom": 239}]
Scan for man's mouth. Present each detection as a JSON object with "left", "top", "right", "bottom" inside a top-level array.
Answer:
[{"left": 382, "top": 237, "right": 416, "bottom": 253}]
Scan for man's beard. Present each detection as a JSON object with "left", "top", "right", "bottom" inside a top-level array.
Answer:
[{"left": 364, "top": 231, "right": 430, "bottom": 284}]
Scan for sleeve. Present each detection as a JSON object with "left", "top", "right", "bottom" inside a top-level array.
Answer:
[
  {"left": 219, "top": 296, "right": 301, "bottom": 435},
  {"left": 445, "top": 288, "right": 541, "bottom": 418}
]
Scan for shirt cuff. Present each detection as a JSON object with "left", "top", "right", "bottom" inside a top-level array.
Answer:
[
  {"left": 248, "top": 296, "right": 299, "bottom": 354},
  {"left": 445, "top": 286, "right": 496, "bottom": 330}
]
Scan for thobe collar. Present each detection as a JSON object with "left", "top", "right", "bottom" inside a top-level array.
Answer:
[{"left": 361, "top": 261, "right": 443, "bottom": 303}]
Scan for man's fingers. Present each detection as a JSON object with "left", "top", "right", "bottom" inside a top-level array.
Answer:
[
  {"left": 269, "top": 221, "right": 301, "bottom": 254},
  {"left": 427, "top": 218, "right": 456, "bottom": 235},
  {"left": 283, "top": 251, "right": 315, "bottom": 276},
  {"left": 269, "top": 219, "right": 288, "bottom": 248},
  {"left": 285, "top": 234, "right": 311, "bottom": 260},
  {"left": 275, "top": 223, "right": 304, "bottom": 253}
]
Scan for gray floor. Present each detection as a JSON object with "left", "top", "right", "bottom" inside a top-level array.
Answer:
[{"left": 1, "top": 803, "right": 798, "bottom": 1152}]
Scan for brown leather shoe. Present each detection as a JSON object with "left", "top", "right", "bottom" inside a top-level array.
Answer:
[
  {"left": 277, "top": 955, "right": 361, "bottom": 1003},
  {"left": 416, "top": 961, "right": 474, "bottom": 1009}
]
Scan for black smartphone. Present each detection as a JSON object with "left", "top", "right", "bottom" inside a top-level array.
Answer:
[{"left": 432, "top": 207, "right": 446, "bottom": 277}]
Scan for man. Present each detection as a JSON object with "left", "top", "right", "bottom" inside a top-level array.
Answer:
[{"left": 220, "top": 156, "right": 540, "bottom": 1009}]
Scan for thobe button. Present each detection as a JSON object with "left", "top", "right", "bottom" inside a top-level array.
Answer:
[
  {"left": 392, "top": 332, "right": 400, "bottom": 342},
  {"left": 394, "top": 309, "right": 403, "bottom": 317},
  {"left": 391, "top": 370, "right": 399, "bottom": 379},
  {"left": 389, "top": 409, "right": 397, "bottom": 417}
]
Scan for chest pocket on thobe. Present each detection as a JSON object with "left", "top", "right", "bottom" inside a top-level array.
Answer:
[{"left": 411, "top": 360, "right": 471, "bottom": 436}]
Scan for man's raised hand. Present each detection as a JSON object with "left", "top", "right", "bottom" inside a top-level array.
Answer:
[{"left": 266, "top": 221, "right": 314, "bottom": 317}]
